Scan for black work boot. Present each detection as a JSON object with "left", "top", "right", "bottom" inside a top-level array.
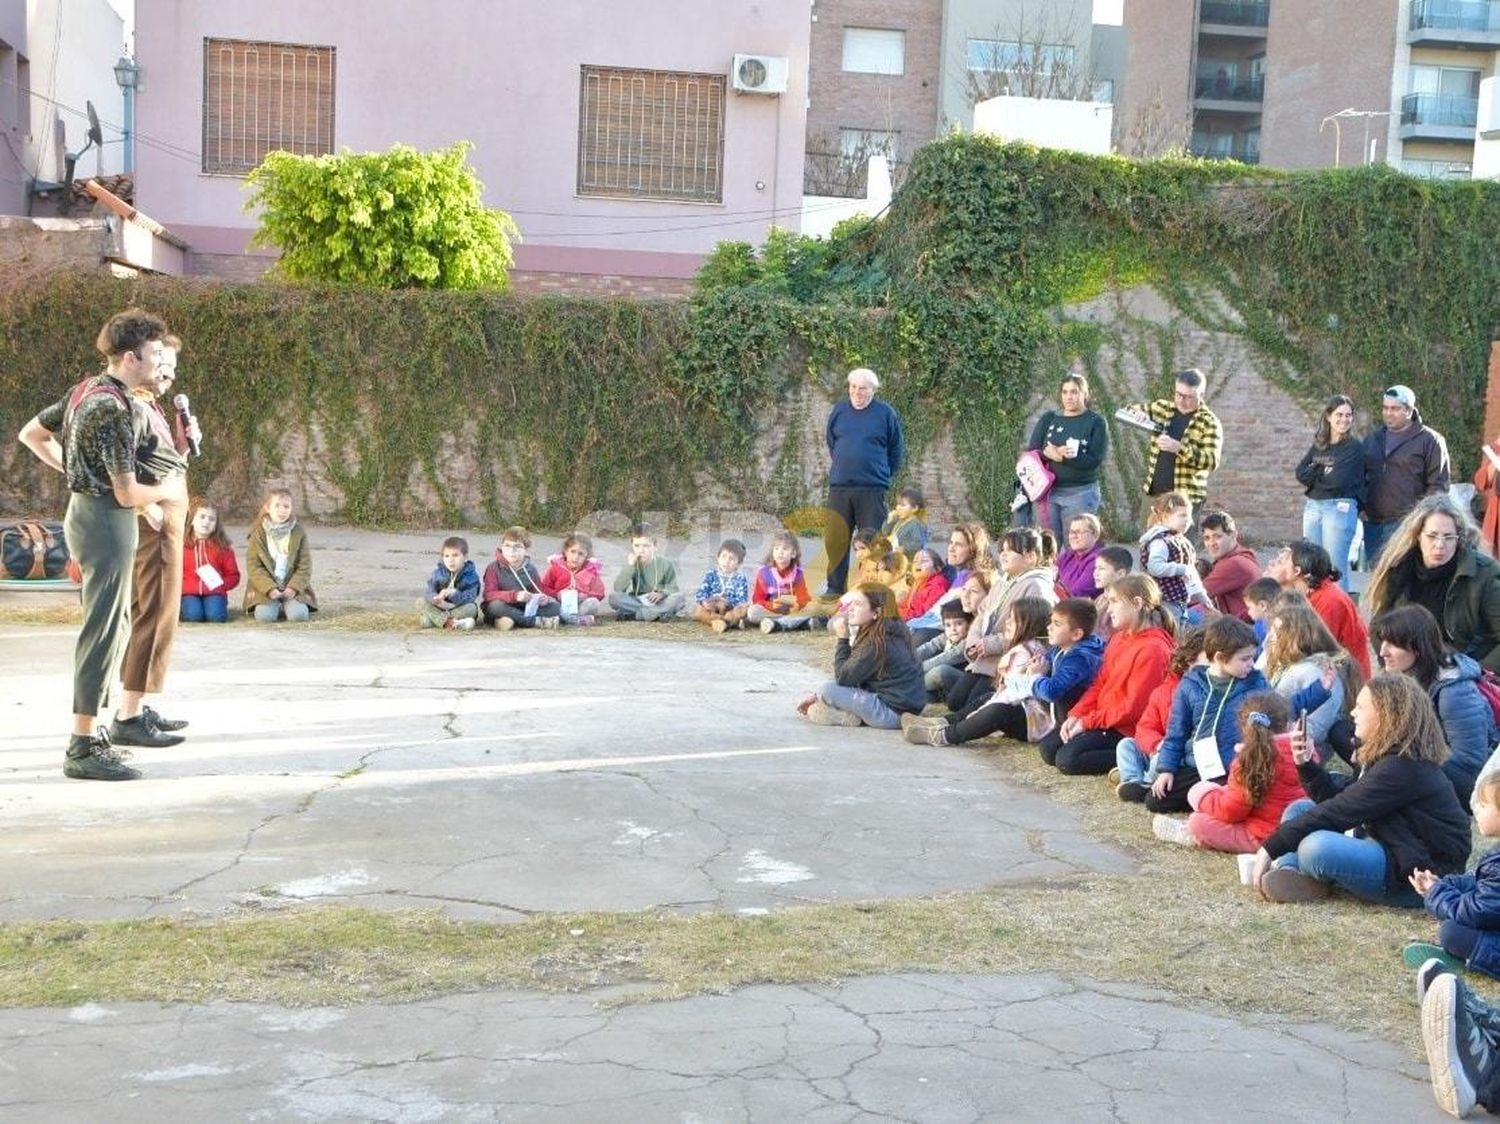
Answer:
[
  {"left": 142, "top": 704, "right": 188, "bottom": 732},
  {"left": 108, "top": 713, "right": 185, "bottom": 748},
  {"left": 63, "top": 730, "right": 140, "bottom": 781}
]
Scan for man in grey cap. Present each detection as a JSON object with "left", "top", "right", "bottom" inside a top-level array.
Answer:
[{"left": 1361, "top": 384, "right": 1450, "bottom": 566}]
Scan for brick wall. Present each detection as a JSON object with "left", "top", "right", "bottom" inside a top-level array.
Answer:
[{"left": 805, "top": 0, "right": 943, "bottom": 178}]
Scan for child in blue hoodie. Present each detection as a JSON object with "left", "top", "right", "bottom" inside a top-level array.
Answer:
[
  {"left": 904, "top": 598, "right": 1104, "bottom": 747},
  {"left": 417, "top": 535, "right": 482, "bottom": 630},
  {"left": 1146, "top": 615, "right": 1267, "bottom": 813}
]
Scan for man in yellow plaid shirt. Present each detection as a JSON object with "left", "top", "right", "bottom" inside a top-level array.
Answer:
[{"left": 1123, "top": 369, "right": 1223, "bottom": 505}]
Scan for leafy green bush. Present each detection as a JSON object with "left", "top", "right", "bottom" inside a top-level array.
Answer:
[{"left": 245, "top": 143, "right": 519, "bottom": 290}]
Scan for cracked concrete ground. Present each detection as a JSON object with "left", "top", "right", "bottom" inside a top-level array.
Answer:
[
  {"left": 0, "top": 973, "right": 1444, "bottom": 1122},
  {"left": 0, "top": 527, "right": 1444, "bottom": 1119},
  {"left": 1, "top": 622, "right": 1131, "bottom": 921}
]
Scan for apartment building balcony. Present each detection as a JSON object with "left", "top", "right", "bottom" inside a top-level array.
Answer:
[
  {"left": 1199, "top": 0, "right": 1270, "bottom": 37},
  {"left": 1189, "top": 140, "right": 1260, "bottom": 164},
  {"left": 1408, "top": 0, "right": 1500, "bottom": 50},
  {"left": 1399, "top": 91, "right": 1480, "bottom": 140},
  {"left": 1193, "top": 72, "right": 1264, "bottom": 112}
]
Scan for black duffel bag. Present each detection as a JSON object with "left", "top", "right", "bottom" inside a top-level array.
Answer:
[{"left": 1, "top": 519, "right": 70, "bottom": 580}]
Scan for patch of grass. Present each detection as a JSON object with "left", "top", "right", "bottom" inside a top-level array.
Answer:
[
  {"left": 0, "top": 738, "right": 1481, "bottom": 1059},
  {"left": 0, "top": 603, "right": 81, "bottom": 626}
]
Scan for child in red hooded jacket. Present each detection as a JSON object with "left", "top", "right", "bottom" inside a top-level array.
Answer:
[{"left": 538, "top": 532, "right": 606, "bottom": 627}]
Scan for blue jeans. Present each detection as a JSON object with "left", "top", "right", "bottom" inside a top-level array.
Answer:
[
  {"left": 1114, "top": 737, "right": 1160, "bottom": 785},
  {"left": 254, "top": 600, "right": 311, "bottom": 622},
  {"left": 817, "top": 681, "right": 903, "bottom": 729},
  {"left": 1361, "top": 519, "right": 1396, "bottom": 573},
  {"left": 1046, "top": 482, "right": 1101, "bottom": 540},
  {"left": 180, "top": 593, "right": 229, "bottom": 622},
  {"left": 1303, "top": 498, "right": 1358, "bottom": 591},
  {"left": 1273, "top": 799, "right": 1423, "bottom": 907}
]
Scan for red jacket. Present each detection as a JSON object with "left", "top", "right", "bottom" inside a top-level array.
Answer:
[
  {"left": 901, "top": 570, "right": 951, "bottom": 621},
  {"left": 1133, "top": 671, "right": 1182, "bottom": 757},
  {"left": 538, "top": 554, "right": 606, "bottom": 601},
  {"left": 1196, "top": 737, "right": 1304, "bottom": 845},
  {"left": 1202, "top": 544, "right": 1259, "bottom": 621},
  {"left": 751, "top": 563, "right": 810, "bottom": 612},
  {"left": 1309, "top": 580, "right": 1371, "bottom": 679},
  {"left": 1070, "top": 625, "right": 1174, "bottom": 737},
  {"left": 181, "top": 538, "right": 241, "bottom": 598}
]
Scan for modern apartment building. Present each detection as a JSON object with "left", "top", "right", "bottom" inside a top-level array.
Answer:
[
  {"left": 1118, "top": 0, "right": 1499, "bottom": 176},
  {"left": 805, "top": 0, "right": 1121, "bottom": 193}
]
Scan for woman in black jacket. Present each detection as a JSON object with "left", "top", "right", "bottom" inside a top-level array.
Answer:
[
  {"left": 797, "top": 584, "right": 925, "bottom": 728},
  {"left": 1252, "top": 673, "right": 1471, "bottom": 906},
  {"left": 1365, "top": 494, "right": 1500, "bottom": 674},
  {"left": 1294, "top": 395, "right": 1363, "bottom": 592}
]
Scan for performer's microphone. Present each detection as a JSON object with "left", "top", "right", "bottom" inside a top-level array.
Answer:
[{"left": 173, "top": 393, "right": 201, "bottom": 457}]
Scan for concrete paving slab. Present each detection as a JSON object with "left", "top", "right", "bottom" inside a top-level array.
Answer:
[
  {"left": 0, "top": 973, "right": 1443, "bottom": 1122},
  {"left": 1, "top": 623, "right": 1132, "bottom": 922}
]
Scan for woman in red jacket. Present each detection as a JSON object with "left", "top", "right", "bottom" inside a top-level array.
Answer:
[
  {"left": 1152, "top": 691, "right": 1303, "bottom": 853},
  {"left": 179, "top": 497, "right": 240, "bottom": 623},
  {"left": 1040, "top": 574, "right": 1176, "bottom": 775}
]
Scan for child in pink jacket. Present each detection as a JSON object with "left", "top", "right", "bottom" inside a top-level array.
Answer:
[{"left": 538, "top": 532, "right": 606, "bottom": 626}]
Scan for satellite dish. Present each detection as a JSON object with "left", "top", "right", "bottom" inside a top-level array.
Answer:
[{"left": 86, "top": 101, "right": 103, "bottom": 149}]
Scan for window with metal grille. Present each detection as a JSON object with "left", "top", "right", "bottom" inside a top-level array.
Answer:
[
  {"left": 202, "top": 38, "right": 335, "bottom": 175},
  {"left": 577, "top": 65, "right": 725, "bottom": 204}
]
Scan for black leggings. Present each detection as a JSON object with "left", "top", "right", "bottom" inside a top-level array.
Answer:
[
  {"left": 1144, "top": 767, "right": 1202, "bottom": 813},
  {"left": 949, "top": 701, "right": 1028, "bottom": 745},
  {"left": 946, "top": 670, "right": 991, "bottom": 712},
  {"left": 1038, "top": 726, "right": 1123, "bottom": 775}
]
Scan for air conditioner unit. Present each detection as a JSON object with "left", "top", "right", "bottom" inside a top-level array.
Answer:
[{"left": 732, "top": 54, "right": 789, "bottom": 95}]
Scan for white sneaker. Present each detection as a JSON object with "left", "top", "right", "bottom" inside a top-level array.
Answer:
[
  {"left": 1151, "top": 815, "right": 1196, "bottom": 847},
  {"left": 454, "top": 618, "right": 476, "bottom": 631},
  {"left": 760, "top": 619, "right": 777, "bottom": 634}
]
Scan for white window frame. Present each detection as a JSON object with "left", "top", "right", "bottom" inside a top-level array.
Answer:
[{"left": 842, "top": 28, "right": 906, "bottom": 75}]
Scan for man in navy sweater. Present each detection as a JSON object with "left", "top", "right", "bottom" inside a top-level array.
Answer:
[{"left": 823, "top": 367, "right": 905, "bottom": 597}]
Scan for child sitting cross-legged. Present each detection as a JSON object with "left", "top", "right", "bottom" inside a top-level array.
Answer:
[
  {"left": 1244, "top": 576, "right": 1282, "bottom": 659},
  {"left": 609, "top": 523, "right": 685, "bottom": 622},
  {"left": 749, "top": 530, "right": 822, "bottom": 633},
  {"left": 1039, "top": 575, "right": 1175, "bottom": 776},
  {"left": 1116, "top": 625, "right": 1206, "bottom": 803},
  {"left": 1146, "top": 615, "right": 1268, "bottom": 813},
  {"left": 692, "top": 538, "right": 751, "bottom": 633},
  {"left": 538, "top": 533, "right": 607, "bottom": 626},
  {"left": 921, "top": 572, "right": 992, "bottom": 702},
  {"left": 482, "top": 526, "right": 560, "bottom": 631},
  {"left": 1406, "top": 771, "right": 1500, "bottom": 981},
  {"left": 904, "top": 597, "right": 1103, "bottom": 748},
  {"left": 795, "top": 584, "right": 925, "bottom": 728},
  {"left": 417, "top": 535, "right": 482, "bottom": 631},
  {"left": 1150, "top": 690, "right": 1304, "bottom": 853}
]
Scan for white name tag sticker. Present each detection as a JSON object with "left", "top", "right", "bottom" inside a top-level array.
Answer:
[
  {"left": 1335, "top": 501, "right": 1352, "bottom": 514},
  {"left": 1192, "top": 734, "right": 1226, "bottom": 781},
  {"left": 196, "top": 562, "right": 224, "bottom": 590}
]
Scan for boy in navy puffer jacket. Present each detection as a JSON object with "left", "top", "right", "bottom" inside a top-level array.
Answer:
[
  {"left": 1410, "top": 772, "right": 1500, "bottom": 981},
  {"left": 1146, "top": 616, "right": 1266, "bottom": 813}
]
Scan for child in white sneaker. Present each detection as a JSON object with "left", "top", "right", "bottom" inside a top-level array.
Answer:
[
  {"left": 418, "top": 535, "right": 481, "bottom": 630},
  {"left": 749, "top": 530, "right": 820, "bottom": 633},
  {"left": 539, "top": 533, "right": 606, "bottom": 625}
]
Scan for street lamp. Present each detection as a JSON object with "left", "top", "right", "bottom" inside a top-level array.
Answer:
[{"left": 113, "top": 54, "right": 140, "bottom": 173}]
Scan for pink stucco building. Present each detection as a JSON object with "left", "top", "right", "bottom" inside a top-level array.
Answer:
[{"left": 133, "top": 1, "right": 811, "bottom": 291}]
